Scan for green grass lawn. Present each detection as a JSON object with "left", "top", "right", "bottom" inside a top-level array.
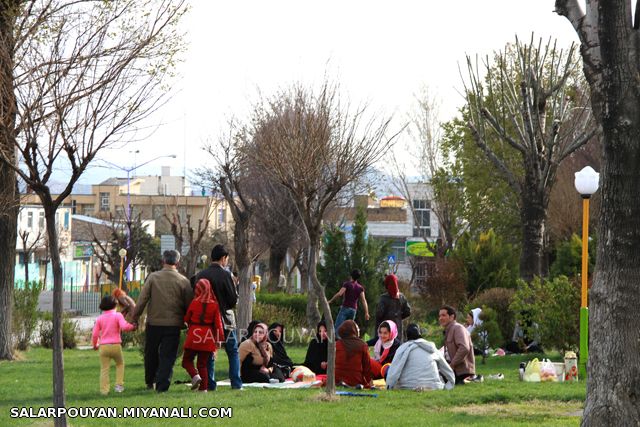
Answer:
[{"left": 0, "top": 346, "right": 585, "bottom": 427}]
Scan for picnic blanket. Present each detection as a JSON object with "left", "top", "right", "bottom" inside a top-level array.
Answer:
[{"left": 215, "top": 379, "right": 322, "bottom": 389}]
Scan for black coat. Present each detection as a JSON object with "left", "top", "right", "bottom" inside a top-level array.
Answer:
[{"left": 194, "top": 264, "right": 238, "bottom": 329}]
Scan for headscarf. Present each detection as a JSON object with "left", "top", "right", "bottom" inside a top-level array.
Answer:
[
  {"left": 338, "top": 320, "right": 363, "bottom": 357},
  {"left": 467, "top": 307, "right": 483, "bottom": 334},
  {"left": 268, "top": 322, "right": 293, "bottom": 368},
  {"left": 243, "top": 320, "right": 262, "bottom": 342},
  {"left": 251, "top": 322, "right": 271, "bottom": 368},
  {"left": 194, "top": 278, "right": 216, "bottom": 303},
  {"left": 384, "top": 274, "right": 399, "bottom": 299},
  {"left": 304, "top": 320, "right": 328, "bottom": 374},
  {"left": 374, "top": 320, "right": 398, "bottom": 361}
]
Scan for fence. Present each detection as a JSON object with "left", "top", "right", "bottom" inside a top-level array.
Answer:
[{"left": 32, "top": 280, "right": 144, "bottom": 315}]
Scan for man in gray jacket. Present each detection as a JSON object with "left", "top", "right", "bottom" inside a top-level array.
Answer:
[
  {"left": 386, "top": 324, "right": 455, "bottom": 390},
  {"left": 132, "top": 250, "right": 192, "bottom": 392}
]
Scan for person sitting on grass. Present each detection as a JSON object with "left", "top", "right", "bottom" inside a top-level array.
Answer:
[
  {"left": 92, "top": 295, "right": 136, "bottom": 395},
  {"left": 303, "top": 320, "right": 328, "bottom": 374},
  {"left": 439, "top": 305, "right": 481, "bottom": 384},
  {"left": 335, "top": 320, "right": 372, "bottom": 388},
  {"left": 268, "top": 322, "right": 294, "bottom": 381},
  {"left": 181, "top": 278, "right": 225, "bottom": 392},
  {"left": 385, "top": 324, "right": 455, "bottom": 390},
  {"left": 369, "top": 320, "right": 401, "bottom": 379},
  {"left": 238, "top": 323, "right": 275, "bottom": 383}
]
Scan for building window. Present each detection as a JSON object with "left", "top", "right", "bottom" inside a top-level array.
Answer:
[
  {"left": 218, "top": 207, "right": 225, "bottom": 225},
  {"left": 83, "top": 205, "right": 94, "bottom": 216},
  {"left": 27, "top": 212, "right": 33, "bottom": 228},
  {"left": 390, "top": 239, "right": 406, "bottom": 263},
  {"left": 100, "top": 192, "right": 110, "bottom": 211},
  {"left": 412, "top": 199, "right": 431, "bottom": 237},
  {"left": 38, "top": 211, "right": 45, "bottom": 229}
]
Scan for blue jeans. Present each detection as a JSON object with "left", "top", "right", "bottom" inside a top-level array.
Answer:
[
  {"left": 207, "top": 329, "right": 242, "bottom": 390},
  {"left": 334, "top": 306, "right": 357, "bottom": 338}
]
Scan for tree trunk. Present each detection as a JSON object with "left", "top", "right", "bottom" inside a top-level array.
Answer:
[
  {"left": 518, "top": 186, "right": 547, "bottom": 281},
  {"left": 301, "top": 247, "right": 320, "bottom": 330},
  {"left": 582, "top": 125, "right": 640, "bottom": 425},
  {"left": 24, "top": 257, "right": 29, "bottom": 285},
  {"left": 308, "top": 239, "right": 336, "bottom": 395},
  {"left": 233, "top": 216, "right": 252, "bottom": 332},
  {"left": 0, "top": 0, "right": 18, "bottom": 361},
  {"left": 44, "top": 203, "right": 67, "bottom": 427},
  {"left": 267, "top": 245, "right": 286, "bottom": 291}
]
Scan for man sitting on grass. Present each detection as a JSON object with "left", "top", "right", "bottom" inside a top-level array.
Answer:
[{"left": 439, "top": 305, "right": 481, "bottom": 385}]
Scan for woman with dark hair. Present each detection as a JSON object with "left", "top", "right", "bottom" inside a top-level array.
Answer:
[
  {"left": 335, "top": 320, "right": 372, "bottom": 388},
  {"left": 241, "top": 320, "right": 262, "bottom": 343},
  {"left": 238, "top": 323, "right": 274, "bottom": 383},
  {"left": 268, "top": 322, "right": 294, "bottom": 381},
  {"left": 303, "top": 321, "right": 328, "bottom": 374}
]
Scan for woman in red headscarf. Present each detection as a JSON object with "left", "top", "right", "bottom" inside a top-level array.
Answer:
[
  {"left": 181, "top": 278, "right": 225, "bottom": 391},
  {"left": 335, "top": 320, "right": 372, "bottom": 388},
  {"left": 373, "top": 274, "right": 411, "bottom": 342}
]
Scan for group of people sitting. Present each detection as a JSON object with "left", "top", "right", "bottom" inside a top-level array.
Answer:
[{"left": 237, "top": 309, "right": 477, "bottom": 391}]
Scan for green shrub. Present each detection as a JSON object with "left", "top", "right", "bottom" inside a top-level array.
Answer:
[
  {"left": 471, "top": 306, "right": 503, "bottom": 364},
  {"left": 469, "top": 287, "right": 515, "bottom": 346},
  {"left": 550, "top": 233, "right": 596, "bottom": 279},
  {"left": 39, "top": 313, "right": 78, "bottom": 349},
  {"left": 451, "top": 229, "right": 519, "bottom": 297},
  {"left": 510, "top": 275, "right": 579, "bottom": 352},
  {"left": 12, "top": 281, "right": 43, "bottom": 351},
  {"left": 251, "top": 302, "right": 308, "bottom": 345},
  {"left": 256, "top": 293, "right": 307, "bottom": 317}
]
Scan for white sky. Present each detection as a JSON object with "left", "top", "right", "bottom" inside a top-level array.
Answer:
[{"left": 77, "top": 0, "right": 581, "bottom": 188}]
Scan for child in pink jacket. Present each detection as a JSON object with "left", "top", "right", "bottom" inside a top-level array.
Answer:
[{"left": 92, "top": 295, "right": 135, "bottom": 395}]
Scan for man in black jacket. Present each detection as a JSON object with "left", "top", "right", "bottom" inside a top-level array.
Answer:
[{"left": 194, "top": 244, "right": 242, "bottom": 390}]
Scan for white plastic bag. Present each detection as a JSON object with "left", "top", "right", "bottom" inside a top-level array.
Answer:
[{"left": 540, "top": 358, "right": 558, "bottom": 382}]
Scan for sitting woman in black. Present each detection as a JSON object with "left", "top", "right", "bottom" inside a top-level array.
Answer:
[
  {"left": 268, "top": 322, "right": 294, "bottom": 381},
  {"left": 303, "top": 320, "right": 328, "bottom": 374}
]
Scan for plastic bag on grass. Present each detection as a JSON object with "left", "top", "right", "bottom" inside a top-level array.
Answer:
[{"left": 524, "top": 358, "right": 541, "bottom": 382}]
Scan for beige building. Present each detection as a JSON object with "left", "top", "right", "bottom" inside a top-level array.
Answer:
[{"left": 21, "top": 177, "right": 231, "bottom": 236}]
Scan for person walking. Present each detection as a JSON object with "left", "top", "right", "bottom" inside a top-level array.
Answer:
[
  {"left": 92, "top": 295, "right": 136, "bottom": 395},
  {"left": 194, "top": 244, "right": 242, "bottom": 390},
  {"left": 328, "top": 269, "right": 370, "bottom": 337},
  {"left": 132, "top": 250, "right": 192, "bottom": 392},
  {"left": 181, "top": 278, "right": 225, "bottom": 392}
]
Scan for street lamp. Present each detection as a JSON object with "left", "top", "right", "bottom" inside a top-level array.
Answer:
[
  {"left": 574, "top": 165, "right": 599, "bottom": 380},
  {"left": 118, "top": 248, "right": 127, "bottom": 290},
  {"left": 99, "top": 154, "right": 177, "bottom": 280}
]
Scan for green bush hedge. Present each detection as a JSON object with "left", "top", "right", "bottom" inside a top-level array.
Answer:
[
  {"left": 256, "top": 292, "right": 307, "bottom": 317},
  {"left": 39, "top": 312, "right": 78, "bottom": 349}
]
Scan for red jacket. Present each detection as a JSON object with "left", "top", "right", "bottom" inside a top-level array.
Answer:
[
  {"left": 183, "top": 299, "right": 224, "bottom": 352},
  {"left": 335, "top": 340, "right": 372, "bottom": 387}
]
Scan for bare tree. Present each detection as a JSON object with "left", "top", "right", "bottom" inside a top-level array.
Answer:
[
  {"left": 462, "top": 36, "right": 598, "bottom": 281},
  {"left": 163, "top": 198, "right": 212, "bottom": 278},
  {"left": 0, "top": 1, "right": 185, "bottom": 424},
  {"left": 555, "top": 2, "right": 640, "bottom": 424},
  {"left": 247, "top": 82, "right": 398, "bottom": 395},
  {"left": 18, "top": 227, "right": 44, "bottom": 284},
  {"left": 198, "top": 122, "right": 258, "bottom": 332},
  {"left": 250, "top": 175, "right": 304, "bottom": 290}
]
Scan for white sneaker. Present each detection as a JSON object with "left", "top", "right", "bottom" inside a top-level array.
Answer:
[
  {"left": 191, "top": 375, "right": 202, "bottom": 390},
  {"left": 114, "top": 385, "right": 124, "bottom": 393}
]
